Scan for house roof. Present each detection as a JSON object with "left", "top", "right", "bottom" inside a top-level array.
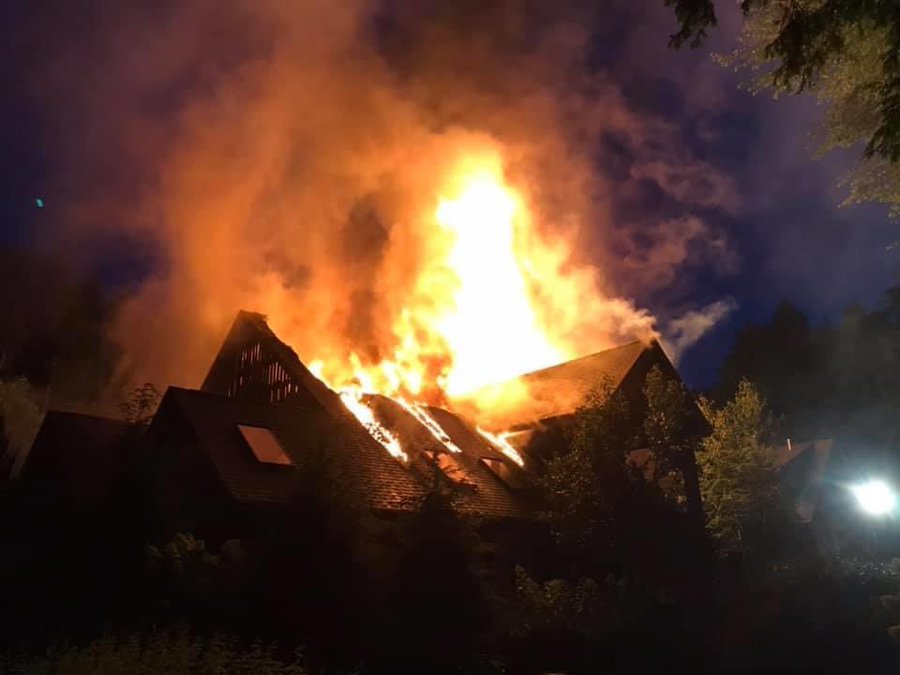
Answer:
[
  {"left": 195, "top": 312, "right": 534, "bottom": 516},
  {"left": 22, "top": 411, "right": 132, "bottom": 506},
  {"left": 459, "top": 340, "right": 652, "bottom": 430},
  {"left": 202, "top": 310, "right": 347, "bottom": 417},
  {"left": 156, "top": 386, "right": 531, "bottom": 519},
  {"left": 774, "top": 439, "right": 834, "bottom": 523},
  {"left": 774, "top": 439, "right": 833, "bottom": 470},
  {"left": 191, "top": 311, "right": 691, "bottom": 516}
]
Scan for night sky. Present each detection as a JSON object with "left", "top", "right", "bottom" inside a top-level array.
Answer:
[{"left": 2, "top": 0, "right": 897, "bottom": 389}]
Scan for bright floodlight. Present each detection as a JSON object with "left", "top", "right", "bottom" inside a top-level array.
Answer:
[{"left": 852, "top": 480, "right": 896, "bottom": 516}]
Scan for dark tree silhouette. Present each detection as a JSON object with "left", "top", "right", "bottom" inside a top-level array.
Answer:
[{"left": 382, "top": 489, "right": 486, "bottom": 674}]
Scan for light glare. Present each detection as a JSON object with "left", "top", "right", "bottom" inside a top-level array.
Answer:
[{"left": 852, "top": 480, "right": 896, "bottom": 516}]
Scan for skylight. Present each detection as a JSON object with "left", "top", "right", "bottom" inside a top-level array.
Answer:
[{"left": 238, "top": 425, "right": 293, "bottom": 466}]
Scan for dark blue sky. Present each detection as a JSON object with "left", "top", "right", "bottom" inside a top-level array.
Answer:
[
  {"left": 586, "top": 2, "right": 898, "bottom": 386},
  {"left": 2, "top": 0, "right": 897, "bottom": 389}
]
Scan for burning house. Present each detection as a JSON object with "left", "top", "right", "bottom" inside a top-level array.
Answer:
[
  {"left": 18, "top": 154, "right": 713, "bottom": 576},
  {"left": 22, "top": 310, "right": 704, "bottom": 545}
]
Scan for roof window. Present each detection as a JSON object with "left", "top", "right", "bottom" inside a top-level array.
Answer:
[{"left": 238, "top": 425, "right": 293, "bottom": 466}]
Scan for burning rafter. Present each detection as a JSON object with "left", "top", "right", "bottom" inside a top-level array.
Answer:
[
  {"left": 396, "top": 399, "right": 464, "bottom": 454},
  {"left": 338, "top": 389, "right": 407, "bottom": 463},
  {"left": 476, "top": 427, "right": 525, "bottom": 467}
]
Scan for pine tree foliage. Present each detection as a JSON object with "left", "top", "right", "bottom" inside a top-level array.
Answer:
[
  {"left": 710, "top": 0, "right": 900, "bottom": 214},
  {"left": 642, "top": 365, "right": 692, "bottom": 499},
  {"left": 540, "top": 379, "right": 634, "bottom": 553},
  {"left": 697, "top": 380, "right": 778, "bottom": 553}
]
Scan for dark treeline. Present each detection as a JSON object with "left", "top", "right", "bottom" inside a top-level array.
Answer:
[
  {"left": 0, "top": 247, "right": 122, "bottom": 406},
  {"left": 715, "top": 287, "right": 900, "bottom": 459}
]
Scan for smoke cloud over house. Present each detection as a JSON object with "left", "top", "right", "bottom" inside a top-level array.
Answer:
[{"left": 21, "top": 0, "right": 738, "bottom": 397}]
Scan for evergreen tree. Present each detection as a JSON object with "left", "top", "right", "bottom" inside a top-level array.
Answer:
[
  {"left": 643, "top": 365, "right": 691, "bottom": 497},
  {"left": 385, "top": 489, "right": 486, "bottom": 674},
  {"left": 540, "top": 380, "right": 634, "bottom": 558},
  {"left": 716, "top": 300, "right": 824, "bottom": 437},
  {"left": 698, "top": 380, "right": 778, "bottom": 555}
]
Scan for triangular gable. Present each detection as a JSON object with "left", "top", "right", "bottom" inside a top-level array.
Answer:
[
  {"left": 197, "top": 311, "right": 532, "bottom": 517},
  {"left": 202, "top": 311, "right": 344, "bottom": 417}
]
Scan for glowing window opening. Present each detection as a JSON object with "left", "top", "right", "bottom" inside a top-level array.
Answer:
[
  {"left": 238, "top": 425, "right": 294, "bottom": 466},
  {"left": 425, "top": 450, "right": 476, "bottom": 487}
]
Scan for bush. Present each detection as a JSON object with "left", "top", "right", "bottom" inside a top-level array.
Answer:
[{"left": 0, "top": 630, "right": 307, "bottom": 675}]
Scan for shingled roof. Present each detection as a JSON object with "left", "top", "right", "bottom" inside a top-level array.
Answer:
[
  {"left": 189, "top": 311, "right": 534, "bottom": 518},
  {"left": 23, "top": 411, "right": 132, "bottom": 507},
  {"left": 155, "top": 386, "right": 531, "bottom": 518},
  {"left": 154, "top": 387, "right": 419, "bottom": 510},
  {"left": 774, "top": 438, "right": 834, "bottom": 523},
  {"left": 458, "top": 340, "right": 664, "bottom": 431}
]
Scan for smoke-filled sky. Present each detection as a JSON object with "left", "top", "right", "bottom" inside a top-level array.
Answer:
[{"left": 3, "top": 0, "right": 897, "bottom": 391}]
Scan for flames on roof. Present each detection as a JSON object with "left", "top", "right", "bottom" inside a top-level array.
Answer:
[{"left": 202, "top": 309, "right": 662, "bottom": 495}]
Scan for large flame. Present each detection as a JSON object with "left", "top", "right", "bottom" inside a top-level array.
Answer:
[
  {"left": 307, "top": 151, "right": 594, "bottom": 403},
  {"left": 50, "top": 0, "right": 729, "bottom": 461},
  {"left": 296, "top": 148, "right": 649, "bottom": 462},
  {"left": 432, "top": 169, "right": 566, "bottom": 396}
]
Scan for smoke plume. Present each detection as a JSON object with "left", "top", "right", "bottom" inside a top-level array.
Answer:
[{"left": 22, "top": 0, "right": 738, "bottom": 394}]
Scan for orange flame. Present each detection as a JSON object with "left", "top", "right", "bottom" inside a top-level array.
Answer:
[
  {"left": 281, "top": 147, "right": 655, "bottom": 459},
  {"left": 476, "top": 427, "right": 525, "bottom": 467},
  {"left": 396, "top": 399, "right": 463, "bottom": 454},
  {"left": 338, "top": 388, "right": 407, "bottom": 463},
  {"left": 306, "top": 150, "right": 608, "bottom": 402}
]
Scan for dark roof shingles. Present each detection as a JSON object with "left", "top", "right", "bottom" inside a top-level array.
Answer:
[{"left": 460, "top": 341, "right": 648, "bottom": 429}]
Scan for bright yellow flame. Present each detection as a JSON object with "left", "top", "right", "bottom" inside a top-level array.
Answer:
[
  {"left": 397, "top": 399, "right": 463, "bottom": 454},
  {"left": 290, "top": 149, "right": 654, "bottom": 460},
  {"left": 432, "top": 171, "right": 566, "bottom": 396},
  {"left": 476, "top": 427, "right": 525, "bottom": 467},
  {"left": 310, "top": 156, "right": 573, "bottom": 406},
  {"left": 338, "top": 388, "right": 407, "bottom": 463}
]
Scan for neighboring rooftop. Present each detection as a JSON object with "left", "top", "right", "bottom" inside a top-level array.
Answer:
[
  {"left": 22, "top": 411, "right": 132, "bottom": 506},
  {"left": 774, "top": 438, "right": 834, "bottom": 523}
]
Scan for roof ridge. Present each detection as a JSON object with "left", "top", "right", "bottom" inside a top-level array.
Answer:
[{"left": 519, "top": 339, "right": 648, "bottom": 380}]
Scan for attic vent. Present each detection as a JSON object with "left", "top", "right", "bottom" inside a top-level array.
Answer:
[{"left": 238, "top": 425, "right": 293, "bottom": 466}]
